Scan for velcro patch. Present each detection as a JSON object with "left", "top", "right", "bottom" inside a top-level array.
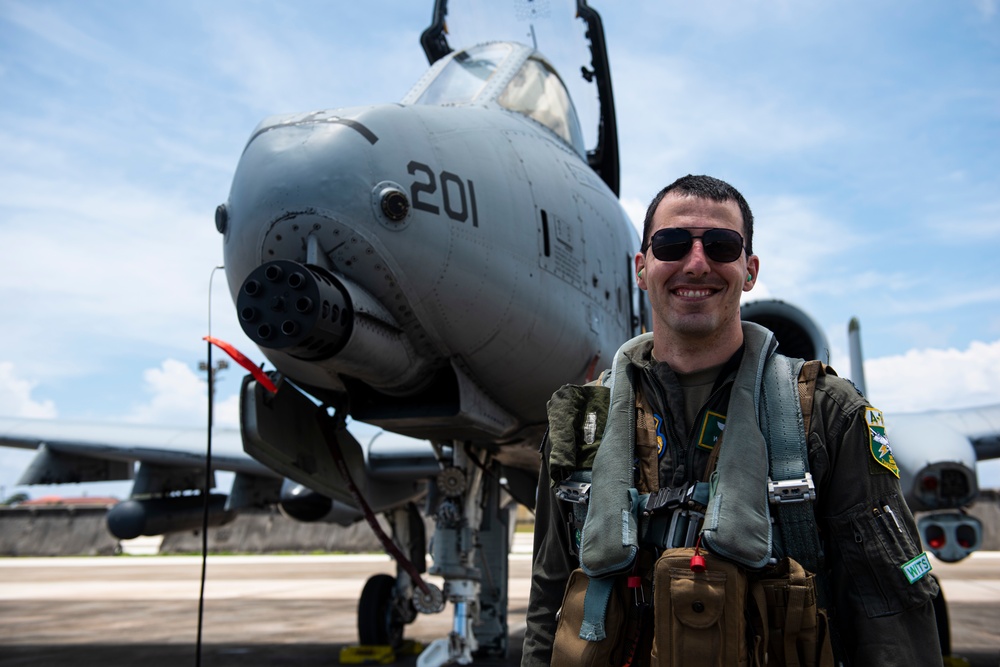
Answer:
[
  {"left": 901, "top": 552, "right": 932, "bottom": 584},
  {"left": 654, "top": 413, "right": 667, "bottom": 459},
  {"left": 866, "top": 407, "right": 899, "bottom": 477},
  {"left": 697, "top": 411, "right": 726, "bottom": 451}
]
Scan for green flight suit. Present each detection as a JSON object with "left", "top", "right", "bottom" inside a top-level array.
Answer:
[{"left": 521, "top": 341, "right": 942, "bottom": 667}]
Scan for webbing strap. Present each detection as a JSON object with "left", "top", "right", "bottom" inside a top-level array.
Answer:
[
  {"left": 761, "top": 356, "right": 823, "bottom": 574},
  {"left": 580, "top": 575, "right": 615, "bottom": 641}
]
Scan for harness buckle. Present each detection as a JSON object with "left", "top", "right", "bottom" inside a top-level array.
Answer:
[
  {"left": 643, "top": 484, "right": 688, "bottom": 516},
  {"left": 665, "top": 507, "right": 705, "bottom": 548},
  {"left": 768, "top": 472, "right": 816, "bottom": 504},
  {"left": 555, "top": 479, "right": 592, "bottom": 505}
]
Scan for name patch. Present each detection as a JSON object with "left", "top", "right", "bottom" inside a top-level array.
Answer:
[
  {"left": 698, "top": 411, "right": 726, "bottom": 451},
  {"left": 901, "top": 552, "right": 932, "bottom": 584}
]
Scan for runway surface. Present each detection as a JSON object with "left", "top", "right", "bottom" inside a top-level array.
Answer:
[{"left": 1, "top": 542, "right": 998, "bottom": 666}]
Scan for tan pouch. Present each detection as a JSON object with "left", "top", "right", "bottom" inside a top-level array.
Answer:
[
  {"left": 748, "top": 557, "right": 834, "bottom": 667},
  {"left": 552, "top": 569, "right": 629, "bottom": 667},
  {"left": 651, "top": 548, "right": 749, "bottom": 667}
]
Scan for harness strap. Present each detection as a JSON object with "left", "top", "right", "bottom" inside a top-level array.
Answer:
[
  {"left": 797, "top": 360, "right": 823, "bottom": 437},
  {"left": 784, "top": 582, "right": 807, "bottom": 667},
  {"left": 580, "top": 575, "right": 615, "bottom": 641},
  {"left": 750, "top": 582, "right": 770, "bottom": 667},
  {"left": 761, "top": 356, "right": 824, "bottom": 574},
  {"left": 579, "top": 487, "right": 639, "bottom": 641}
]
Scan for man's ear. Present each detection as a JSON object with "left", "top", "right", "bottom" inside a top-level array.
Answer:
[
  {"left": 635, "top": 253, "right": 646, "bottom": 290},
  {"left": 743, "top": 255, "right": 760, "bottom": 292}
]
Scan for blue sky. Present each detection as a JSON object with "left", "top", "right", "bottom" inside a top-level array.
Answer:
[{"left": 1, "top": 0, "right": 998, "bottom": 497}]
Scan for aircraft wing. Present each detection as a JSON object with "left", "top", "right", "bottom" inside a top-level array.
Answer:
[
  {"left": 0, "top": 415, "right": 274, "bottom": 484},
  {"left": 912, "top": 404, "right": 1000, "bottom": 462},
  {"left": 0, "top": 415, "right": 289, "bottom": 539},
  {"left": 0, "top": 413, "right": 439, "bottom": 539}
]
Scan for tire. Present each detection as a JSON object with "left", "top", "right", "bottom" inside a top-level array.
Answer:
[{"left": 358, "top": 574, "right": 403, "bottom": 647}]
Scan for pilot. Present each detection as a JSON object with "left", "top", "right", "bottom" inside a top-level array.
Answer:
[{"left": 521, "top": 175, "right": 942, "bottom": 667}]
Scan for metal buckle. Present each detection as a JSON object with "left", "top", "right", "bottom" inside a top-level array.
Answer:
[
  {"left": 768, "top": 473, "right": 816, "bottom": 504},
  {"left": 555, "top": 480, "right": 591, "bottom": 505},
  {"left": 665, "top": 507, "right": 705, "bottom": 548},
  {"left": 643, "top": 484, "right": 688, "bottom": 516}
]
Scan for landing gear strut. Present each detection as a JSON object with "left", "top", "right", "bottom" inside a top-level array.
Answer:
[{"left": 417, "top": 444, "right": 512, "bottom": 667}]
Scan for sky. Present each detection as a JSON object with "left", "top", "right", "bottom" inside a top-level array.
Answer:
[{"left": 0, "top": 0, "right": 998, "bottom": 499}]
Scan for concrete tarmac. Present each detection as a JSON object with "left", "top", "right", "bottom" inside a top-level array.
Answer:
[{"left": 1, "top": 543, "right": 998, "bottom": 666}]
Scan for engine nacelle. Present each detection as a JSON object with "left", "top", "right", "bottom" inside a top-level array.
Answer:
[
  {"left": 106, "top": 494, "right": 234, "bottom": 540},
  {"left": 741, "top": 299, "right": 830, "bottom": 363},
  {"left": 918, "top": 512, "right": 982, "bottom": 563},
  {"left": 889, "top": 412, "right": 979, "bottom": 511}
]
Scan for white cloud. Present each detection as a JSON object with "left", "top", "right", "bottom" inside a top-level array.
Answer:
[
  {"left": 620, "top": 196, "right": 646, "bottom": 236},
  {"left": 748, "top": 196, "right": 859, "bottom": 301},
  {"left": 123, "top": 359, "right": 239, "bottom": 428},
  {"left": 0, "top": 143, "right": 245, "bottom": 384},
  {"left": 3, "top": 2, "right": 120, "bottom": 66},
  {"left": 0, "top": 362, "right": 57, "bottom": 418},
  {"left": 865, "top": 339, "right": 1000, "bottom": 413},
  {"left": 613, "top": 48, "right": 844, "bottom": 203},
  {"left": 199, "top": 5, "right": 424, "bottom": 116},
  {"left": 972, "top": 0, "right": 998, "bottom": 19}
]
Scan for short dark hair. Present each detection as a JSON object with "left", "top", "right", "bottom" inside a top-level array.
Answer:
[{"left": 640, "top": 175, "right": 754, "bottom": 255}]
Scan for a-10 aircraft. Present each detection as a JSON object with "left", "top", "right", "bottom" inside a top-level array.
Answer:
[{"left": 1, "top": 1, "right": 999, "bottom": 664}]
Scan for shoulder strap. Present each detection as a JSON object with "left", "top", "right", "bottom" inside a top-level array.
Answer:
[
  {"left": 797, "top": 359, "right": 825, "bottom": 438},
  {"left": 761, "top": 356, "right": 824, "bottom": 573}
]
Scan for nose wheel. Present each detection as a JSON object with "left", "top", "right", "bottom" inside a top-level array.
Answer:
[{"left": 358, "top": 574, "right": 409, "bottom": 648}]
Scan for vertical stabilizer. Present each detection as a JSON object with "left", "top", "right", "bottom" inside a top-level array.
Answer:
[{"left": 848, "top": 317, "right": 868, "bottom": 397}]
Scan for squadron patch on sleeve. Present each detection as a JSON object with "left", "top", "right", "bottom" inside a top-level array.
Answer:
[
  {"left": 697, "top": 411, "right": 726, "bottom": 451},
  {"left": 866, "top": 407, "right": 899, "bottom": 477}
]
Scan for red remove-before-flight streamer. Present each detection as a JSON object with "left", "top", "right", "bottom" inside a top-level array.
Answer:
[{"left": 203, "top": 336, "right": 278, "bottom": 394}]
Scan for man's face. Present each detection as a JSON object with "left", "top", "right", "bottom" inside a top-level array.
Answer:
[{"left": 636, "top": 193, "right": 759, "bottom": 343}]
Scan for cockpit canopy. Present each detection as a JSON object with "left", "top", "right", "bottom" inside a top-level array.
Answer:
[{"left": 407, "top": 43, "right": 586, "bottom": 157}]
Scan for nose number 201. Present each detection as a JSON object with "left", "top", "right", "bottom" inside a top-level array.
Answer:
[{"left": 408, "top": 161, "right": 479, "bottom": 227}]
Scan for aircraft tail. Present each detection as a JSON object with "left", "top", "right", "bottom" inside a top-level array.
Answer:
[{"left": 848, "top": 317, "right": 868, "bottom": 396}]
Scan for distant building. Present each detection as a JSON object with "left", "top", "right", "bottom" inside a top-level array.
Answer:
[{"left": 15, "top": 495, "right": 119, "bottom": 508}]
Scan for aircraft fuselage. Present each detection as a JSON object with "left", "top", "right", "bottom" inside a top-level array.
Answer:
[{"left": 222, "top": 83, "right": 640, "bottom": 450}]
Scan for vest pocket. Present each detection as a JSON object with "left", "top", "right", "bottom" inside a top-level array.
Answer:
[
  {"left": 552, "top": 569, "right": 627, "bottom": 667},
  {"left": 652, "top": 548, "right": 749, "bottom": 667}
]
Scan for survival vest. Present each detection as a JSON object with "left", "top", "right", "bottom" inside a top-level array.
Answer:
[{"left": 549, "top": 323, "right": 835, "bottom": 667}]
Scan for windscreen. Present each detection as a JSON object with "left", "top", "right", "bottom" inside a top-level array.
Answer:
[
  {"left": 415, "top": 43, "right": 513, "bottom": 106},
  {"left": 498, "top": 56, "right": 586, "bottom": 154},
  {"left": 436, "top": 0, "right": 600, "bottom": 153}
]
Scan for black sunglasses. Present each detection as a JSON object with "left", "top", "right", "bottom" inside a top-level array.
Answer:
[{"left": 649, "top": 227, "right": 747, "bottom": 263}]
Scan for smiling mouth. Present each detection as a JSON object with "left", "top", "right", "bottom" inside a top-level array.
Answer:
[{"left": 672, "top": 287, "right": 718, "bottom": 299}]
